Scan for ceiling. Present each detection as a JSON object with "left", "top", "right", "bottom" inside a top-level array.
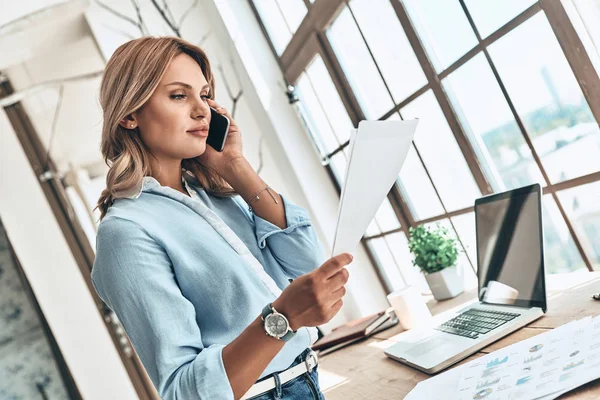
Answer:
[{"left": 1, "top": 0, "right": 109, "bottom": 178}]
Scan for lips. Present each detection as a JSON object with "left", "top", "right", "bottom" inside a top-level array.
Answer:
[{"left": 187, "top": 128, "right": 209, "bottom": 137}]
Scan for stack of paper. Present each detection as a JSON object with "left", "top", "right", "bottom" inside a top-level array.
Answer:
[{"left": 405, "top": 315, "right": 600, "bottom": 399}]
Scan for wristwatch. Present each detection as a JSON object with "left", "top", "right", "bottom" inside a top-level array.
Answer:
[{"left": 261, "top": 303, "right": 297, "bottom": 342}]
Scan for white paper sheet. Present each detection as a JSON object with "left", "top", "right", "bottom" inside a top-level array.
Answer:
[
  {"left": 456, "top": 318, "right": 590, "bottom": 400},
  {"left": 331, "top": 119, "right": 417, "bottom": 257},
  {"left": 404, "top": 317, "right": 600, "bottom": 400}
]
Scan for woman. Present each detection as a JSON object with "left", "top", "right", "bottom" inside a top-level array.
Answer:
[{"left": 91, "top": 36, "right": 352, "bottom": 400}]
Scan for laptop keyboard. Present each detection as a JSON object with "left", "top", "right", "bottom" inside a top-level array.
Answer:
[{"left": 435, "top": 308, "right": 521, "bottom": 339}]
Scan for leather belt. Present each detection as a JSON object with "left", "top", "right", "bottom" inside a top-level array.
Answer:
[{"left": 240, "top": 351, "right": 318, "bottom": 399}]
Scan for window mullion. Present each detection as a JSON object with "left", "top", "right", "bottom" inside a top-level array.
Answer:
[
  {"left": 540, "top": 0, "right": 600, "bottom": 126},
  {"left": 280, "top": 0, "right": 346, "bottom": 70},
  {"left": 544, "top": 171, "right": 600, "bottom": 195},
  {"left": 316, "top": 33, "right": 365, "bottom": 127},
  {"left": 326, "top": 140, "right": 350, "bottom": 159},
  {"left": 248, "top": 0, "right": 286, "bottom": 73},
  {"left": 379, "top": 83, "right": 430, "bottom": 121},
  {"left": 389, "top": 0, "right": 493, "bottom": 196},
  {"left": 438, "top": 2, "right": 541, "bottom": 81},
  {"left": 346, "top": 2, "right": 397, "bottom": 108}
]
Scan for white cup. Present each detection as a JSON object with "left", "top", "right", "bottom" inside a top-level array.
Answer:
[
  {"left": 387, "top": 285, "right": 432, "bottom": 330},
  {"left": 481, "top": 280, "right": 519, "bottom": 305}
]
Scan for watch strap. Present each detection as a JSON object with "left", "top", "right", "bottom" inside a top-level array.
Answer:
[
  {"left": 261, "top": 303, "right": 273, "bottom": 320},
  {"left": 281, "top": 330, "right": 296, "bottom": 342}
]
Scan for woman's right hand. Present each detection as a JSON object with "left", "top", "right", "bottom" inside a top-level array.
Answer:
[{"left": 272, "top": 253, "right": 353, "bottom": 331}]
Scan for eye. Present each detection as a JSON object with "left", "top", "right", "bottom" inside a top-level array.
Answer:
[
  {"left": 171, "top": 93, "right": 186, "bottom": 100},
  {"left": 200, "top": 94, "right": 210, "bottom": 102}
]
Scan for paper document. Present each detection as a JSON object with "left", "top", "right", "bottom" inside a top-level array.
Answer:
[
  {"left": 404, "top": 315, "right": 600, "bottom": 400},
  {"left": 331, "top": 119, "right": 418, "bottom": 257}
]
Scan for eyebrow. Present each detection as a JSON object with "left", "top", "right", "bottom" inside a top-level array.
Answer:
[{"left": 165, "top": 82, "right": 210, "bottom": 91}]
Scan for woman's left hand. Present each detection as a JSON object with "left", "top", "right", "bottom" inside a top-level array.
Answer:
[{"left": 198, "top": 98, "right": 245, "bottom": 175}]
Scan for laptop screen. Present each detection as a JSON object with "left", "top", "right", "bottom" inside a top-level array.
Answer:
[{"left": 475, "top": 184, "right": 546, "bottom": 311}]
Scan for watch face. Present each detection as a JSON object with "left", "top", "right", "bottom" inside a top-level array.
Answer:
[{"left": 264, "top": 313, "right": 289, "bottom": 338}]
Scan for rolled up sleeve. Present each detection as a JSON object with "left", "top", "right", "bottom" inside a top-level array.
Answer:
[
  {"left": 91, "top": 217, "right": 234, "bottom": 400},
  {"left": 252, "top": 195, "right": 325, "bottom": 278}
]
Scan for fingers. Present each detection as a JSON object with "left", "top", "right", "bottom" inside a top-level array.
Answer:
[
  {"left": 328, "top": 267, "right": 349, "bottom": 291},
  {"left": 207, "top": 99, "right": 231, "bottom": 119},
  {"left": 330, "top": 299, "right": 344, "bottom": 318},
  {"left": 318, "top": 253, "right": 353, "bottom": 279},
  {"left": 207, "top": 98, "right": 222, "bottom": 110},
  {"left": 331, "top": 285, "right": 347, "bottom": 300}
]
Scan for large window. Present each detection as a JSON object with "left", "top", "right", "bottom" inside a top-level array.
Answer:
[{"left": 251, "top": 0, "right": 600, "bottom": 292}]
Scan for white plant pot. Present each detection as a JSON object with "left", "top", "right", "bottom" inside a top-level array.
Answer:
[{"left": 424, "top": 265, "right": 464, "bottom": 301}]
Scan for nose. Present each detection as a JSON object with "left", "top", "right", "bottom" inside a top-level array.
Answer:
[{"left": 192, "top": 96, "right": 209, "bottom": 120}]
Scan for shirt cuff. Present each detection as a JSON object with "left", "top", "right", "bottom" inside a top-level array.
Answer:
[
  {"left": 254, "top": 194, "right": 312, "bottom": 249},
  {"left": 189, "top": 345, "right": 235, "bottom": 400}
]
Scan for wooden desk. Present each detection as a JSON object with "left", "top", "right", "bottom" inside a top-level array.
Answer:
[{"left": 317, "top": 272, "right": 600, "bottom": 399}]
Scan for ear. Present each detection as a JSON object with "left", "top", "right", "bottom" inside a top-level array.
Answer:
[{"left": 119, "top": 115, "right": 137, "bottom": 130}]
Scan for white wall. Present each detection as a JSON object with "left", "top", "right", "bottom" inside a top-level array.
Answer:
[{"left": 0, "top": 110, "right": 139, "bottom": 399}]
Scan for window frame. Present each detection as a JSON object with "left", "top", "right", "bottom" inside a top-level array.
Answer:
[{"left": 249, "top": 0, "right": 600, "bottom": 292}]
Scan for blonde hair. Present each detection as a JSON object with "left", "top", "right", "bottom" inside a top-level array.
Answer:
[{"left": 95, "top": 36, "right": 236, "bottom": 221}]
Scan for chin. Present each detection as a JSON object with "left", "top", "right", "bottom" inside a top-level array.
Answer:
[{"left": 182, "top": 143, "right": 207, "bottom": 159}]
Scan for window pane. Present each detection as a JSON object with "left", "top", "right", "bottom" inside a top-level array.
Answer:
[
  {"left": 384, "top": 232, "right": 430, "bottom": 293},
  {"left": 327, "top": 6, "right": 394, "bottom": 119},
  {"left": 366, "top": 198, "right": 401, "bottom": 237},
  {"left": 558, "top": 181, "right": 600, "bottom": 270},
  {"left": 329, "top": 147, "right": 351, "bottom": 185},
  {"left": 305, "top": 57, "right": 354, "bottom": 146},
  {"left": 366, "top": 218, "right": 382, "bottom": 237},
  {"left": 423, "top": 219, "right": 478, "bottom": 289},
  {"left": 489, "top": 13, "right": 600, "bottom": 184},
  {"left": 369, "top": 236, "right": 406, "bottom": 290},
  {"left": 444, "top": 53, "right": 545, "bottom": 191},
  {"left": 402, "top": 90, "right": 481, "bottom": 211},
  {"left": 349, "top": 0, "right": 427, "bottom": 103},
  {"left": 451, "top": 212, "right": 477, "bottom": 271},
  {"left": 296, "top": 74, "right": 340, "bottom": 154},
  {"left": 296, "top": 56, "right": 354, "bottom": 155},
  {"left": 464, "top": 0, "right": 536, "bottom": 38},
  {"left": 398, "top": 145, "right": 445, "bottom": 220},
  {"left": 402, "top": 0, "right": 478, "bottom": 71},
  {"left": 542, "top": 195, "right": 587, "bottom": 273},
  {"left": 386, "top": 113, "right": 445, "bottom": 220},
  {"left": 275, "top": 0, "right": 307, "bottom": 34},
  {"left": 253, "top": 0, "right": 294, "bottom": 55},
  {"left": 374, "top": 199, "right": 401, "bottom": 233}
]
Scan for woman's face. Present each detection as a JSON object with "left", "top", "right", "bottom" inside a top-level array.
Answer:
[{"left": 129, "top": 53, "right": 212, "bottom": 162}]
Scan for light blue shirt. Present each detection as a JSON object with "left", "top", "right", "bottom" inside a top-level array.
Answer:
[{"left": 91, "top": 171, "right": 325, "bottom": 399}]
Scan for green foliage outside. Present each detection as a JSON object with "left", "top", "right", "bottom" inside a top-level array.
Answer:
[{"left": 408, "top": 224, "right": 459, "bottom": 275}]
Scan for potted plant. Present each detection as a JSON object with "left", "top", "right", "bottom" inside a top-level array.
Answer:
[{"left": 407, "top": 224, "right": 464, "bottom": 301}]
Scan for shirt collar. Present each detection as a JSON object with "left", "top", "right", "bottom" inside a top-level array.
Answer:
[{"left": 115, "top": 170, "right": 195, "bottom": 199}]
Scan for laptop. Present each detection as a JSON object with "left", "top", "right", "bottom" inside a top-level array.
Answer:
[{"left": 384, "top": 183, "right": 547, "bottom": 374}]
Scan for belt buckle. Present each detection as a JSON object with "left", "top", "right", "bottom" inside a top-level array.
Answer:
[{"left": 304, "top": 351, "right": 318, "bottom": 372}]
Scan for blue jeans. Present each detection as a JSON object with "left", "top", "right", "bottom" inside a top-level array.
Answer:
[{"left": 248, "top": 349, "right": 325, "bottom": 400}]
